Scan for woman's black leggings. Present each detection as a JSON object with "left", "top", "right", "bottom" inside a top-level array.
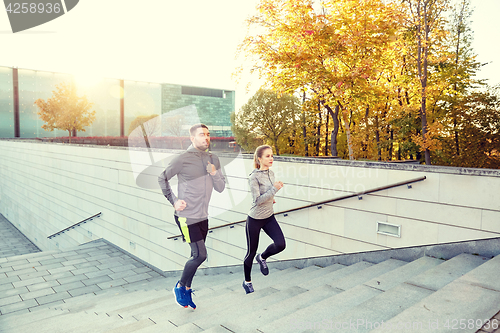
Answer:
[{"left": 243, "top": 215, "right": 286, "bottom": 282}]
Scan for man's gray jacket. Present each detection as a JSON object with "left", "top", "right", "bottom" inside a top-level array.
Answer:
[{"left": 158, "top": 145, "right": 226, "bottom": 224}]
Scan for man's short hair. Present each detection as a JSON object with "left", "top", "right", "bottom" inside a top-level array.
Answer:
[{"left": 189, "top": 123, "right": 209, "bottom": 136}]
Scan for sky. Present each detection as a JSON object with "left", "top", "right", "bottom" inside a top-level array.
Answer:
[{"left": 1, "top": 0, "right": 499, "bottom": 112}]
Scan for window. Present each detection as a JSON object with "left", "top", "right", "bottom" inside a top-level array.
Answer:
[{"left": 181, "top": 86, "right": 223, "bottom": 98}]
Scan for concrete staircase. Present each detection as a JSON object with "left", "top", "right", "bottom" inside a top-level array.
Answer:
[
  {"left": 1, "top": 240, "right": 500, "bottom": 333},
  {"left": 0, "top": 215, "right": 40, "bottom": 259},
  {"left": 0, "top": 239, "right": 163, "bottom": 318}
]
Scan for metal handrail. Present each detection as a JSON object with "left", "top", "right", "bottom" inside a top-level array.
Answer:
[
  {"left": 167, "top": 176, "right": 426, "bottom": 239},
  {"left": 47, "top": 212, "right": 102, "bottom": 239}
]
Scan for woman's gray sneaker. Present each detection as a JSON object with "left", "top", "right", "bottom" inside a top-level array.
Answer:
[
  {"left": 256, "top": 253, "right": 269, "bottom": 275},
  {"left": 242, "top": 281, "right": 254, "bottom": 294}
]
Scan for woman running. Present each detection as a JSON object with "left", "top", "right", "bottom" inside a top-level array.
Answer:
[{"left": 242, "top": 145, "right": 286, "bottom": 294}]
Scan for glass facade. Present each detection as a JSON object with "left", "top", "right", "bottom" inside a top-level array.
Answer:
[
  {"left": 18, "top": 69, "right": 72, "bottom": 138},
  {"left": 0, "top": 66, "right": 234, "bottom": 139},
  {"left": 0, "top": 67, "right": 14, "bottom": 138},
  {"left": 124, "top": 80, "right": 162, "bottom": 136},
  {"left": 76, "top": 78, "right": 121, "bottom": 137},
  {"left": 162, "top": 84, "right": 234, "bottom": 137}
]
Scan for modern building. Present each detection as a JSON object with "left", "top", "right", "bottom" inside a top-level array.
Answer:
[{"left": 0, "top": 66, "right": 234, "bottom": 139}]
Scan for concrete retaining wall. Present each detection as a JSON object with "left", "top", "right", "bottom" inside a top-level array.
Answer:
[{"left": 1, "top": 139, "right": 499, "bottom": 272}]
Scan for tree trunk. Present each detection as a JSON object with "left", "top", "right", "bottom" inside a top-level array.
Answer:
[
  {"left": 325, "top": 107, "right": 329, "bottom": 156},
  {"left": 389, "top": 129, "right": 394, "bottom": 160},
  {"left": 375, "top": 115, "right": 381, "bottom": 161},
  {"left": 452, "top": 1, "right": 466, "bottom": 158},
  {"left": 302, "top": 91, "right": 308, "bottom": 156},
  {"left": 315, "top": 102, "right": 321, "bottom": 156},
  {"left": 416, "top": 0, "right": 432, "bottom": 165},
  {"left": 363, "top": 106, "right": 369, "bottom": 155},
  {"left": 341, "top": 107, "right": 354, "bottom": 160},
  {"left": 324, "top": 104, "right": 339, "bottom": 157}
]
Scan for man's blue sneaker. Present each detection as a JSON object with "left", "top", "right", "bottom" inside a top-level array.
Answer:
[
  {"left": 256, "top": 253, "right": 269, "bottom": 275},
  {"left": 186, "top": 288, "right": 196, "bottom": 309},
  {"left": 242, "top": 281, "right": 254, "bottom": 294},
  {"left": 173, "top": 281, "right": 188, "bottom": 308}
]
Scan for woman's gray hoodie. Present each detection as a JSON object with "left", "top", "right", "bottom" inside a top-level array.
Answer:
[
  {"left": 158, "top": 144, "right": 225, "bottom": 224},
  {"left": 248, "top": 169, "right": 277, "bottom": 219}
]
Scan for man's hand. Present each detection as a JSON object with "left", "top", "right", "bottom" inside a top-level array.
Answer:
[
  {"left": 174, "top": 199, "right": 187, "bottom": 211},
  {"left": 206, "top": 161, "right": 216, "bottom": 176}
]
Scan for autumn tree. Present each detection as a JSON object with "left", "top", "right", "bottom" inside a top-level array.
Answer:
[
  {"left": 237, "top": 0, "right": 403, "bottom": 158},
  {"left": 436, "top": 0, "right": 485, "bottom": 162},
  {"left": 400, "top": 0, "right": 452, "bottom": 165},
  {"left": 435, "top": 88, "right": 500, "bottom": 168},
  {"left": 34, "top": 82, "right": 96, "bottom": 143},
  {"left": 230, "top": 111, "right": 264, "bottom": 152},
  {"left": 232, "top": 88, "right": 301, "bottom": 155}
]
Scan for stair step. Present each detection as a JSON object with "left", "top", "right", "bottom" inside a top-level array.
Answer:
[
  {"left": 104, "top": 318, "right": 156, "bottom": 333},
  {"left": 310, "top": 256, "right": 444, "bottom": 332},
  {"left": 260, "top": 283, "right": 381, "bottom": 332},
  {"left": 457, "top": 253, "right": 500, "bottom": 292},
  {"left": 153, "top": 286, "right": 278, "bottom": 327},
  {"left": 195, "top": 325, "right": 228, "bottom": 332},
  {"left": 0, "top": 240, "right": 109, "bottom": 266},
  {"left": 194, "top": 285, "right": 307, "bottom": 330},
  {"left": 112, "top": 267, "right": 312, "bottom": 331},
  {"left": 329, "top": 283, "right": 434, "bottom": 333},
  {"left": 0, "top": 214, "right": 41, "bottom": 260},
  {"left": 69, "top": 289, "right": 172, "bottom": 315},
  {"left": 330, "top": 259, "right": 408, "bottom": 290},
  {"left": 0, "top": 250, "right": 60, "bottom": 264},
  {"left": 0, "top": 307, "right": 69, "bottom": 332},
  {"left": 0, "top": 239, "right": 160, "bottom": 317},
  {"left": 205, "top": 267, "right": 299, "bottom": 294},
  {"left": 258, "top": 259, "right": 409, "bottom": 333},
  {"left": 132, "top": 321, "right": 181, "bottom": 333},
  {"left": 70, "top": 314, "right": 139, "bottom": 333},
  {"left": 119, "top": 276, "right": 170, "bottom": 292},
  {"left": 297, "top": 261, "right": 374, "bottom": 289},
  {"left": 225, "top": 257, "right": 440, "bottom": 332},
  {"left": 404, "top": 253, "right": 489, "bottom": 291},
  {"left": 4, "top": 309, "right": 127, "bottom": 333},
  {"left": 271, "top": 265, "right": 322, "bottom": 290},
  {"left": 221, "top": 283, "right": 341, "bottom": 332},
  {"left": 371, "top": 254, "right": 500, "bottom": 333},
  {"left": 363, "top": 256, "right": 444, "bottom": 291}
]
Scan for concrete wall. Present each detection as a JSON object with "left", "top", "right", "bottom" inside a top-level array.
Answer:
[{"left": 1, "top": 140, "right": 499, "bottom": 272}]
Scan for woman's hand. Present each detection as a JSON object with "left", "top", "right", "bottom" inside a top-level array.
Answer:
[{"left": 273, "top": 181, "right": 284, "bottom": 190}]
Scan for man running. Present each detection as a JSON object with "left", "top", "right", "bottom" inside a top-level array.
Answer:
[{"left": 158, "top": 123, "right": 226, "bottom": 309}]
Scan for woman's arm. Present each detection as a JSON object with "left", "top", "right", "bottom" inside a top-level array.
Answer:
[{"left": 249, "top": 174, "right": 278, "bottom": 206}]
